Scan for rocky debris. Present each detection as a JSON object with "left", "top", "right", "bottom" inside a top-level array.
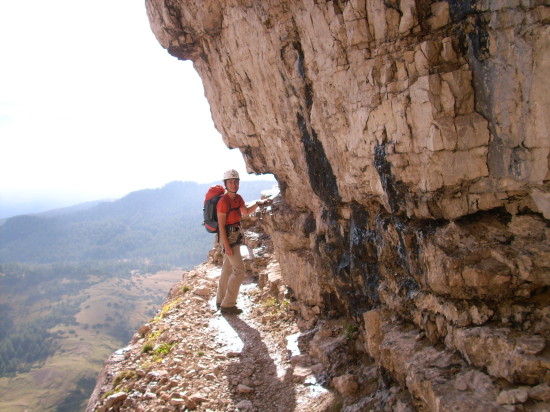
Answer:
[{"left": 86, "top": 260, "right": 308, "bottom": 411}]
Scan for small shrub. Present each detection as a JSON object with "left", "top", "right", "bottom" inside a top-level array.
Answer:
[
  {"left": 181, "top": 285, "right": 191, "bottom": 294},
  {"left": 153, "top": 343, "right": 174, "bottom": 356},
  {"left": 147, "top": 330, "right": 162, "bottom": 342},
  {"left": 154, "top": 297, "right": 181, "bottom": 321},
  {"left": 344, "top": 324, "right": 359, "bottom": 341},
  {"left": 197, "top": 351, "right": 205, "bottom": 357},
  {"left": 150, "top": 343, "right": 175, "bottom": 362},
  {"left": 102, "top": 389, "right": 117, "bottom": 399},
  {"left": 142, "top": 343, "right": 153, "bottom": 353},
  {"left": 261, "top": 297, "right": 290, "bottom": 314},
  {"left": 113, "top": 370, "right": 135, "bottom": 386},
  {"left": 261, "top": 296, "right": 279, "bottom": 309}
]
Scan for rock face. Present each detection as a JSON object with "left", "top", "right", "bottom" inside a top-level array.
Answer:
[{"left": 144, "top": 0, "right": 549, "bottom": 409}]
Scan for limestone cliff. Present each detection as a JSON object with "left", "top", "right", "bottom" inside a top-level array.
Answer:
[{"left": 143, "top": 0, "right": 548, "bottom": 410}]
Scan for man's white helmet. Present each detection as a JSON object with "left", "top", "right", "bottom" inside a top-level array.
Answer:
[{"left": 223, "top": 169, "right": 240, "bottom": 180}]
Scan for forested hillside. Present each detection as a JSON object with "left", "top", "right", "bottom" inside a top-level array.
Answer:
[{"left": 0, "top": 180, "right": 274, "bottom": 267}]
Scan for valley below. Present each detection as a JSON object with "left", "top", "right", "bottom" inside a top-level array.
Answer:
[{"left": 0, "top": 268, "right": 184, "bottom": 411}]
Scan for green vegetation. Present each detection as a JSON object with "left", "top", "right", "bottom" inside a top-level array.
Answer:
[
  {"left": 142, "top": 328, "right": 164, "bottom": 354},
  {"left": 150, "top": 343, "right": 175, "bottom": 362},
  {"left": 0, "top": 261, "right": 172, "bottom": 295},
  {"left": 147, "top": 330, "right": 162, "bottom": 342},
  {"left": 261, "top": 296, "right": 290, "bottom": 314},
  {"left": 153, "top": 343, "right": 174, "bottom": 356},
  {"left": 0, "top": 322, "right": 55, "bottom": 376},
  {"left": 113, "top": 370, "right": 136, "bottom": 386},
  {"left": 0, "top": 297, "right": 84, "bottom": 376},
  {"left": 154, "top": 298, "right": 181, "bottom": 321},
  {"left": 0, "top": 269, "right": 180, "bottom": 412},
  {"left": 142, "top": 342, "right": 174, "bottom": 360},
  {"left": 344, "top": 324, "right": 359, "bottom": 341}
]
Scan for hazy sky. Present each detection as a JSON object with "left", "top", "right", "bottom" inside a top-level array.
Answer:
[{"left": 0, "top": 0, "right": 271, "bottom": 206}]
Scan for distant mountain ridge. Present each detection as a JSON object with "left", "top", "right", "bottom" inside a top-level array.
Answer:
[
  {"left": 0, "top": 197, "right": 110, "bottom": 220},
  {"left": 36, "top": 199, "right": 113, "bottom": 217},
  {"left": 0, "top": 180, "right": 275, "bottom": 268}
]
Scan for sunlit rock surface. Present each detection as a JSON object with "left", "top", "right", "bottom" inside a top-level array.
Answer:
[{"left": 143, "top": 0, "right": 548, "bottom": 409}]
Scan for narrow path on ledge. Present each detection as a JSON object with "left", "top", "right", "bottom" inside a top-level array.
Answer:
[
  {"left": 204, "top": 265, "right": 334, "bottom": 412},
  {"left": 87, "top": 260, "right": 338, "bottom": 412}
]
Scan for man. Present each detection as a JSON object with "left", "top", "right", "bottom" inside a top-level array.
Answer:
[{"left": 216, "top": 169, "right": 268, "bottom": 314}]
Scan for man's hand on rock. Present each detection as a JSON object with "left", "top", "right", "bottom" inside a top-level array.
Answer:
[{"left": 257, "top": 198, "right": 273, "bottom": 207}]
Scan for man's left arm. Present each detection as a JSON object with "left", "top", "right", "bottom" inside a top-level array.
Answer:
[
  {"left": 242, "top": 201, "right": 259, "bottom": 216},
  {"left": 241, "top": 198, "right": 272, "bottom": 216}
]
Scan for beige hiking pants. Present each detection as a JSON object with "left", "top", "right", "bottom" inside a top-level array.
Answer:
[{"left": 217, "top": 232, "right": 245, "bottom": 307}]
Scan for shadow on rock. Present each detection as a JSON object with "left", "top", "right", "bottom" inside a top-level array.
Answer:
[{"left": 223, "top": 315, "right": 296, "bottom": 412}]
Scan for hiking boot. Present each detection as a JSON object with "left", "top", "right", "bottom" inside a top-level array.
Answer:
[{"left": 220, "top": 306, "right": 242, "bottom": 315}]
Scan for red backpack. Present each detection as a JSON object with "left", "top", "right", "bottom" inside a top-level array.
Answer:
[
  {"left": 203, "top": 185, "right": 225, "bottom": 233},
  {"left": 203, "top": 186, "right": 240, "bottom": 233}
]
